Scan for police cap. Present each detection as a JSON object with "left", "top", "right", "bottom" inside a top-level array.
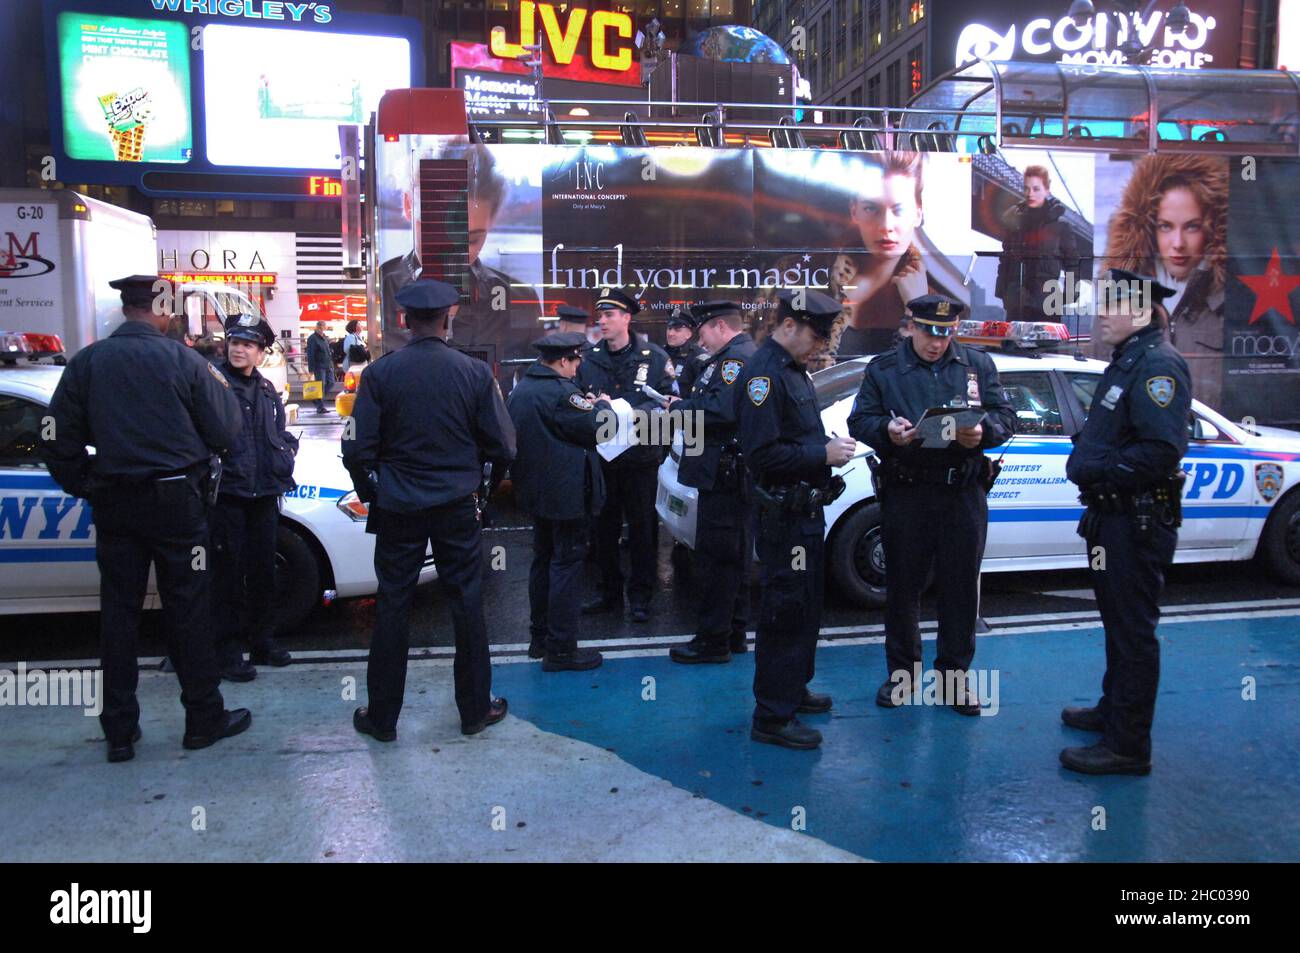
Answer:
[
  {"left": 906, "top": 294, "right": 966, "bottom": 337},
  {"left": 777, "top": 288, "right": 840, "bottom": 339},
  {"left": 394, "top": 279, "right": 460, "bottom": 320},
  {"left": 689, "top": 299, "right": 743, "bottom": 326},
  {"left": 554, "top": 304, "right": 590, "bottom": 327},
  {"left": 594, "top": 287, "right": 641, "bottom": 315},
  {"left": 225, "top": 313, "right": 276, "bottom": 348},
  {"left": 533, "top": 331, "right": 587, "bottom": 360},
  {"left": 109, "top": 274, "right": 172, "bottom": 310},
  {"left": 1101, "top": 268, "right": 1176, "bottom": 311},
  {"left": 666, "top": 308, "right": 696, "bottom": 331}
]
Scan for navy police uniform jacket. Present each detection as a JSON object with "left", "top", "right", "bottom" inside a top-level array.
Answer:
[
  {"left": 507, "top": 363, "right": 609, "bottom": 521},
  {"left": 342, "top": 335, "right": 516, "bottom": 518},
  {"left": 676, "top": 332, "right": 757, "bottom": 491},
  {"left": 217, "top": 362, "right": 298, "bottom": 499},
  {"left": 847, "top": 338, "right": 1016, "bottom": 466},
  {"left": 737, "top": 337, "right": 830, "bottom": 488},
  {"left": 43, "top": 320, "right": 242, "bottom": 495},
  {"left": 575, "top": 333, "right": 672, "bottom": 468},
  {"left": 666, "top": 341, "right": 706, "bottom": 397},
  {"left": 1067, "top": 325, "right": 1191, "bottom": 491}
]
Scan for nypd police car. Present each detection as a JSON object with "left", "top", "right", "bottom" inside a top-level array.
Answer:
[
  {"left": 658, "top": 350, "right": 1300, "bottom": 607},
  {"left": 0, "top": 364, "right": 436, "bottom": 631}
]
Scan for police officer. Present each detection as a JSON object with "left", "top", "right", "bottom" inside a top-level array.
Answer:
[
  {"left": 211, "top": 314, "right": 299, "bottom": 682},
  {"left": 555, "top": 304, "right": 591, "bottom": 337},
  {"left": 665, "top": 308, "right": 706, "bottom": 398},
  {"left": 344, "top": 279, "right": 516, "bottom": 740},
  {"left": 508, "top": 332, "right": 610, "bottom": 671},
  {"left": 576, "top": 287, "right": 672, "bottom": 624},
  {"left": 739, "top": 290, "right": 856, "bottom": 749},
  {"left": 848, "top": 295, "right": 1016, "bottom": 715},
  {"left": 667, "top": 300, "right": 756, "bottom": 663},
  {"left": 41, "top": 274, "right": 251, "bottom": 763},
  {"left": 1061, "top": 270, "right": 1189, "bottom": 776}
]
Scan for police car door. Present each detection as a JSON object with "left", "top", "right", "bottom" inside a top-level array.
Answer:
[
  {"left": 983, "top": 368, "right": 1082, "bottom": 559},
  {"left": 0, "top": 390, "right": 98, "bottom": 603}
]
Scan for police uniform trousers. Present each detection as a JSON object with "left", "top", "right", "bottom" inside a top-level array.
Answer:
[
  {"left": 694, "top": 488, "right": 750, "bottom": 647},
  {"left": 594, "top": 461, "right": 658, "bottom": 608},
  {"left": 881, "top": 482, "right": 987, "bottom": 678},
  {"left": 368, "top": 496, "right": 491, "bottom": 730},
  {"left": 210, "top": 494, "right": 279, "bottom": 666},
  {"left": 752, "top": 504, "right": 823, "bottom": 724},
  {"left": 93, "top": 477, "right": 225, "bottom": 744},
  {"left": 528, "top": 517, "right": 587, "bottom": 655},
  {"left": 1085, "top": 511, "right": 1177, "bottom": 760}
]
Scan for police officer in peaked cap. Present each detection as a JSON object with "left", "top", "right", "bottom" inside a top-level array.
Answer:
[
  {"left": 849, "top": 294, "right": 1016, "bottom": 717},
  {"left": 210, "top": 313, "right": 299, "bottom": 682},
  {"left": 668, "top": 300, "right": 757, "bottom": 663},
  {"left": 41, "top": 274, "right": 251, "bottom": 762},
  {"left": 344, "top": 278, "right": 517, "bottom": 741},
  {"left": 554, "top": 304, "right": 591, "bottom": 336},
  {"left": 575, "top": 286, "right": 672, "bottom": 624},
  {"left": 1061, "top": 269, "right": 1190, "bottom": 775},
  {"left": 508, "top": 332, "right": 612, "bottom": 671},
  {"left": 665, "top": 307, "right": 706, "bottom": 398},
  {"left": 737, "top": 289, "right": 855, "bottom": 749}
]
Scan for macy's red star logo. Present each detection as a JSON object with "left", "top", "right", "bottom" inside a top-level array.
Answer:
[{"left": 1237, "top": 247, "right": 1300, "bottom": 325}]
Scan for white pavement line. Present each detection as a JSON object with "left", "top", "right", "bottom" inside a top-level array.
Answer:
[
  {"left": 17, "top": 601, "right": 1300, "bottom": 672},
  {"left": 1038, "top": 589, "right": 1097, "bottom": 600}
]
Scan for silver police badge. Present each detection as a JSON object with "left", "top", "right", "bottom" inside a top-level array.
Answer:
[
  {"left": 747, "top": 376, "right": 771, "bottom": 406},
  {"left": 721, "top": 359, "right": 743, "bottom": 385},
  {"left": 568, "top": 393, "right": 594, "bottom": 411},
  {"left": 1256, "top": 463, "right": 1283, "bottom": 502},
  {"left": 1100, "top": 384, "right": 1124, "bottom": 410},
  {"left": 1146, "top": 376, "right": 1175, "bottom": 407}
]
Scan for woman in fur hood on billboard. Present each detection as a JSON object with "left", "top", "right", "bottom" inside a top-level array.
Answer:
[{"left": 1095, "top": 154, "right": 1229, "bottom": 408}]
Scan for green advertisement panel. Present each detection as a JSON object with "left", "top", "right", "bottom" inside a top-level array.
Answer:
[{"left": 57, "top": 12, "right": 193, "bottom": 164}]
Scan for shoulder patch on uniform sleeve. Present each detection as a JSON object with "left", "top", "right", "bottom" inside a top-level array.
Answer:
[
  {"left": 721, "top": 359, "right": 744, "bottom": 385},
  {"left": 1146, "top": 376, "right": 1175, "bottom": 407},
  {"left": 747, "top": 376, "right": 771, "bottom": 406},
  {"left": 207, "top": 363, "right": 230, "bottom": 388},
  {"left": 568, "top": 393, "right": 594, "bottom": 411}
]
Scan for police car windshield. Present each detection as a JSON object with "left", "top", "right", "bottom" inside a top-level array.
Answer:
[{"left": 813, "top": 359, "right": 869, "bottom": 411}]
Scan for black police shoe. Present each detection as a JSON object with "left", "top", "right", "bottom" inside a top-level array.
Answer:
[
  {"left": 629, "top": 605, "right": 652, "bottom": 624},
  {"left": 107, "top": 726, "right": 143, "bottom": 764},
  {"left": 527, "top": 640, "right": 547, "bottom": 660},
  {"left": 876, "top": 678, "right": 913, "bottom": 709},
  {"left": 750, "top": 717, "right": 822, "bottom": 750},
  {"left": 1062, "top": 705, "right": 1105, "bottom": 732},
  {"left": 353, "top": 707, "right": 396, "bottom": 743},
  {"left": 182, "top": 708, "right": 252, "bottom": 751},
  {"left": 462, "top": 697, "right": 509, "bottom": 735},
  {"left": 949, "top": 685, "right": 983, "bottom": 717},
  {"left": 669, "top": 639, "right": 730, "bottom": 664},
  {"left": 729, "top": 633, "right": 749, "bottom": 654},
  {"left": 542, "top": 647, "right": 604, "bottom": 672},
  {"left": 220, "top": 659, "right": 257, "bottom": 683},
  {"left": 1059, "top": 743, "right": 1151, "bottom": 776},
  {"left": 251, "top": 642, "right": 292, "bottom": 667},
  {"left": 581, "top": 596, "right": 622, "bottom": 615},
  {"left": 797, "top": 689, "right": 833, "bottom": 714}
]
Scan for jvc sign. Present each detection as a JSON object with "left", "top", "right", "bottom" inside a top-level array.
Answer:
[{"left": 941, "top": 1, "right": 1243, "bottom": 70}]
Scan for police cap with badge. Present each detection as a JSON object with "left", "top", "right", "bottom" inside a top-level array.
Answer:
[
  {"left": 595, "top": 287, "right": 641, "bottom": 315},
  {"left": 777, "top": 289, "right": 840, "bottom": 339},
  {"left": 690, "top": 299, "right": 744, "bottom": 327},
  {"left": 110, "top": 274, "right": 173, "bottom": 311},
  {"left": 225, "top": 313, "right": 277, "bottom": 349},
  {"left": 905, "top": 294, "right": 967, "bottom": 336},
  {"left": 666, "top": 308, "right": 695, "bottom": 331},
  {"left": 394, "top": 279, "right": 461, "bottom": 321},
  {"left": 1101, "top": 268, "right": 1176, "bottom": 315},
  {"left": 533, "top": 331, "right": 587, "bottom": 361},
  {"left": 553, "top": 304, "right": 590, "bottom": 330}
]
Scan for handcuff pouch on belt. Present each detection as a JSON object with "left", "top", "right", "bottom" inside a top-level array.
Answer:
[
  {"left": 754, "top": 476, "right": 846, "bottom": 519},
  {"left": 717, "top": 439, "right": 747, "bottom": 497},
  {"left": 1077, "top": 470, "right": 1185, "bottom": 537}
]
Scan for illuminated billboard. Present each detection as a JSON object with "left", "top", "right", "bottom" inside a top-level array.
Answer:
[
  {"left": 202, "top": 24, "right": 412, "bottom": 169},
  {"left": 56, "top": 12, "right": 193, "bottom": 164}
]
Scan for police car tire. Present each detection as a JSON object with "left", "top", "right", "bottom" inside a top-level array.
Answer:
[
  {"left": 274, "top": 525, "right": 322, "bottom": 634},
  {"left": 1257, "top": 490, "right": 1300, "bottom": 587},
  {"left": 829, "top": 502, "right": 888, "bottom": 608}
]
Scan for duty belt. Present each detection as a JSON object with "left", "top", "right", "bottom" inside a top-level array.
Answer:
[
  {"left": 754, "top": 477, "right": 846, "bottom": 517},
  {"left": 885, "top": 457, "right": 982, "bottom": 488},
  {"left": 1079, "top": 471, "right": 1185, "bottom": 531}
]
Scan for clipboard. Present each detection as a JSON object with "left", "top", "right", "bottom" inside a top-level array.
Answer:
[{"left": 913, "top": 406, "right": 987, "bottom": 449}]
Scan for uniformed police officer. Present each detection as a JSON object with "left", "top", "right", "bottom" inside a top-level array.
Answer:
[
  {"left": 576, "top": 287, "right": 672, "bottom": 624},
  {"left": 848, "top": 295, "right": 1016, "bottom": 715},
  {"left": 665, "top": 308, "right": 706, "bottom": 398},
  {"left": 667, "top": 300, "right": 757, "bottom": 663},
  {"left": 508, "top": 332, "right": 610, "bottom": 671},
  {"left": 41, "top": 274, "right": 251, "bottom": 763},
  {"left": 738, "top": 289, "right": 856, "bottom": 749},
  {"left": 344, "top": 279, "right": 517, "bottom": 740},
  {"left": 1060, "top": 269, "right": 1190, "bottom": 776},
  {"left": 211, "top": 314, "right": 299, "bottom": 682},
  {"left": 555, "top": 304, "right": 591, "bottom": 337}
]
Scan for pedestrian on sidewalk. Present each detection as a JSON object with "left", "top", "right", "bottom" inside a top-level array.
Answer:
[{"left": 306, "top": 320, "right": 335, "bottom": 414}]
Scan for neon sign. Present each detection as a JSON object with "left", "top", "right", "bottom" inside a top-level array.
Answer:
[{"left": 489, "top": 2, "right": 634, "bottom": 75}]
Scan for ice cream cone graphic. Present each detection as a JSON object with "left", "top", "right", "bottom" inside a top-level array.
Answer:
[{"left": 99, "top": 90, "right": 151, "bottom": 163}]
